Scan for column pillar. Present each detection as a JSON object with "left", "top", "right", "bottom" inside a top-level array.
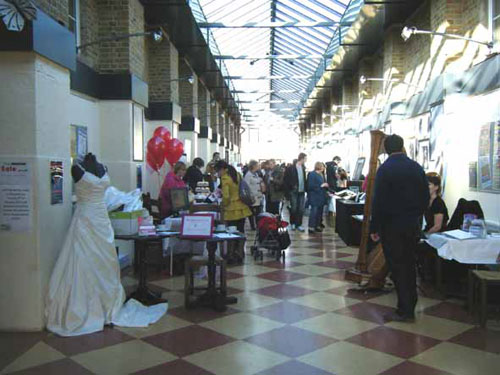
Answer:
[
  {"left": 210, "top": 103, "right": 220, "bottom": 157},
  {"left": 178, "top": 59, "right": 199, "bottom": 163},
  {"left": 198, "top": 85, "right": 212, "bottom": 164},
  {"left": 218, "top": 109, "right": 226, "bottom": 158}
]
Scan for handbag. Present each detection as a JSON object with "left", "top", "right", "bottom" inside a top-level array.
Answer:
[{"left": 239, "top": 178, "right": 255, "bottom": 206}]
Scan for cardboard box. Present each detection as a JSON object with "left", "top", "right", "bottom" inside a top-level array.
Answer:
[{"left": 109, "top": 210, "right": 142, "bottom": 235}]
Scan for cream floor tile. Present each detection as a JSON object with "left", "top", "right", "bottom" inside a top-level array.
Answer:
[
  {"left": 293, "top": 313, "right": 378, "bottom": 340},
  {"left": 369, "top": 292, "right": 442, "bottom": 312},
  {"left": 72, "top": 340, "right": 176, "bottom": 374},
  {"left": 230, "top": 264, "right": 275, "bottom": 276},
  {"left": 340, "top": 255, "right": 358, "bottom": 262},
  {"left": 199, "top": 312, "right": 284, "bottom": 340},
  {"left": 287, "top": 277, "right": 348, "bottom": 291},
  {"left": 289, "top": 247, "right": 325, "bottom": 255},
  {"left": 334, "top": 247, "right": 360, "bottom": 255},
  {"left": 299, "top": 341, "right": 403, "bottom": 375},
  {"left": 116, "top": 315, "right": 192, "bottom": 339},
  {"left": 228, "top": 276, "right": 279, "bottom": 291},
  {"left": 289, "top": 292, "right": 358, "bottom": 311},
  {"left": 291, "top": 265, "right": 334, "bottom": 276},
  {"left": 150, "top": 276, "right": 186, "bottom": 290},
  {"left": 290, "top": 255, "right": 325, "bottom": 264},
  {"left": 1, "top": 342, "right": 65, "bottom": 374},
  {"left": 386, "top": 314, "right": 473, "bottom": 340},
  {"left": 184, "top": 341, "right": 288, "bottom": 375},
  {"left": 231, "top": 292, "right": 282, "bottom": 311},
  {"left": 411, "top": 342, "right": 500, "bottom": 375}
]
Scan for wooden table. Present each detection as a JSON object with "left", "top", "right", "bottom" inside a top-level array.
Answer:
[
  {"left": 115, "top": 232, "right": 179, "bottom": 305},
  {"left": 181, "top": 233, "right": 245, "bottom": 311}
]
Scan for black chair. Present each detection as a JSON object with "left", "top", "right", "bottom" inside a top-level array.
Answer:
[{"left": 447, "top": 198, "right": 484, "bottom": 230}]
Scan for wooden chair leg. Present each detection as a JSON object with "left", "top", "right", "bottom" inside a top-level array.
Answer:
[{"left": 480, "top": 280, "right": 487, "bottom": 328}]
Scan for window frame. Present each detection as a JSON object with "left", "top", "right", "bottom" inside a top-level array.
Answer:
[{"left": 489, "top": 0, "right": 500, "bottom": 44}]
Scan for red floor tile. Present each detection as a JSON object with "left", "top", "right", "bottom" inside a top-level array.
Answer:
[
  {"left": 134, "top": 359, "right": 215, "bottom": 374},
  {"left": 254, "top": 284, "right": 314, "bottom": 299},
  {"left": 256, "top": 360, "right": 332, "bottom": 375},
  {"left": 380, "top": 361, "right": 453, "bottom": 375},
  {"left": 43, "top": 327, "right": 134, "bottom": 356},
  {"left": 423, "top": 302, "right": 474, "bottom": 324},
  {"left": 168, "top": 306, "right": 239, "bottom": 324},
  {"left": 449, "top": 327, "right": 500, "bottom": 354},
  {"left": 225, "top": 271, "right": 245, "bottom": 280},
  {"left": 246, "top": 326, "right": 336, "bottom": 358},
  {"left": 7, "top": 358, "right": 94, "bottom": 375},
  {"left": 261, "top": 259, "right": 304, "bottom": 269},
  {"left": 143, "top": 326, "right": 234, "bottom": 357},
  {"left": 252, "top": 301, "right": 327, "bottom": 323},
  {"left": 0, "top": 332, "right": 47, "bottom": 371},
  {"left": 309, "top": 251, "right": 352, "bottom": 259},
  {"left": 347, "top": 326, "right": 441, "bottom": 358},
  {"left": 334, "top": 302, "right": 396, "bottom": 324},
  {"left": 258, "top": 270, "right": 309, "bottom": 283},
  {"left": 319, "top": 271, "right": 349, "bottom": 281}
]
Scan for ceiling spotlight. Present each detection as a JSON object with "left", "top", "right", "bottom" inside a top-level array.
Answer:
[
  {"left": 187, "top": 75, "right": 194, "bottom": 85},
  {"left": 359, "top": 75, "right": 367, "bottom": 85},
  {"left": 401, "top": 26, "right": 493, "bottom": 48},
  {"left": 210, "top": 99, "right": 216, "bottom": 107},
  {"left": 401, "top": 26, "right": 415, "bottom": 42}
]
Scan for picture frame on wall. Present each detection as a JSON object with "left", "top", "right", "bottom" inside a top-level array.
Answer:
[
  {"left": 133, "top": 104, "right": 144, "bottom": 162},
  {"left": 417, "top": 139, "right": 430, "bottom": 170}
]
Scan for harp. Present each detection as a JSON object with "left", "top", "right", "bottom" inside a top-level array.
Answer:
[{"left": 345, "top": 130, "right": 388, "bottom": 288}]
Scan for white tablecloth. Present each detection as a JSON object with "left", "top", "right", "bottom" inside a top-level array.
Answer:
[{"left": 426, "top": 233, "right": 500, "bottom": 264}]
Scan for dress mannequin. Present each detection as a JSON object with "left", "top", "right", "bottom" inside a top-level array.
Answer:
[{"left": 72, "top": 153, "right": 107, "bottom": 182}]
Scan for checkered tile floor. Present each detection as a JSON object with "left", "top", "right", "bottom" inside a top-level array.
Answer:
[{"left": 2, "top": 223, "right": 500, "bottom": 374}]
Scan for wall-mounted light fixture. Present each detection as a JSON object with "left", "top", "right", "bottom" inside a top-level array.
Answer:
[
  {"left": 401, "top": 26, "right": 493, "bottom": 49},
  {"left": 359, "top": 75, "right": 419, "bottom": 89},
  {"left": 168, "top": 75, "right": 194, "bottom": 84},
  {"left": 77, "top": 29, "right": 163, "bottom": 50}
]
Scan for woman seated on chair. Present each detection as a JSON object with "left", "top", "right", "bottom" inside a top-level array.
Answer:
[
  {"left": 160, "top": 162, "right": 187, "bottom": 218},
  {"left": 417, "top": 172, "right": 449, "bottom": 281}
]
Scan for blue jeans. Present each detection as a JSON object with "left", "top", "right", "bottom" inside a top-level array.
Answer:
[
  {"left": 289, "top": 192, "right": 305, "bottom": 227},
  {"left": 308, "top": 205, "right": 323, "bottom": 229}
]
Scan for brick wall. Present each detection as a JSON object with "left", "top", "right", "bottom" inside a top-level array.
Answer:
[
  {"left": 211, "top": 103, "right": 219, "bottom": 133},
  {"left": 129, "top": 0, "right": 146, "bottom": 80},
  {"left": 35, "top": 0, "right": 68, "bottom": 26},
  {"left": 198, "top": 84, "right": 210, "bottom": 127},
  {"left": 179, "top": 59, "right": 198, "bottom": 117},
  {"left": 78, "top": 0, "right": 99, "bottom": 69},
  {"left": 148, "top": 36, "right": 179, "bottom": 102}
]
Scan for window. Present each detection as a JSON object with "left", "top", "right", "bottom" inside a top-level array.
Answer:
[
  {"left": 490, "top": 0, "right": 500, "bottom": 44},
  {"left": 68, "top": 0, "right": 80, "bottom": 46}
]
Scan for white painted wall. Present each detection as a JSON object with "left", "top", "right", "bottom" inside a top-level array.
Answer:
[
  {"left": 178, "top": 131, "right": 197, "bottom": 163},
  {"left": 69, "top": 93, "right": 100, "bottom": 158},
  {"left": 0, "top": 53, "right": 72, "bottom": 330},
  {"left": 198, "top": 138, "right": 211, "bottom": 164}
]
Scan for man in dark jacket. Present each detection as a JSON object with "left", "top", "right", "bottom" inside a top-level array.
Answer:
[
  {"left": 284, "top": 153, "right": 307, "bottom": 231},
  {"left": 325, "top": 156, "right": 342, "bottom": 192},
  {"left": 184, "top": 157, "right": 205, "bottom": 192},
  {"left": 370, "top": 134, "right": 429, "bottom": 322}
]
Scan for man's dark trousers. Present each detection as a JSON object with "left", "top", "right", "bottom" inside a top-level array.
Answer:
[{"left": 381, "top": 223, "right": 419, "bottom": 317}]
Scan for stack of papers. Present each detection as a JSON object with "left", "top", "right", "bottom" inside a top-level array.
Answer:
[{"left": 443, "top": 230, "right": 476, "bottom": 240}]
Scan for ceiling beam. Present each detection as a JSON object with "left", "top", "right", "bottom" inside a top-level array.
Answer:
[
  {"left": 214, "top": 54, "right": 333, "bottom": 60},
  {"left": 225, "top": 75, "right": 312, "bottom": 80},
  {"left": 197, "top": 21, "right": 352, "bottom": 28}
]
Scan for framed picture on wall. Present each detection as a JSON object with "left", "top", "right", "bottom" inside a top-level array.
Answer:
[
  {"left": 417, "top": 139, "right": 430, "bottom": 170},
  {"left": 70, "top": 125, "right": 87, "bottom": 163},
  {"left": 133, "top": 104, "right": 144, "bottom": 162}
]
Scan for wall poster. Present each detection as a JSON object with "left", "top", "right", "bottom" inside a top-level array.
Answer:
[
  {"left": 0, "top": 161, "right": 32, "bottom": 232},
  {"left": 70, "top": 125, "right": 88, "bottom": 163},
  {"left": 478, "top": 122, "right": 493, "bottom": 190},
  {"left": 50, "top": 161, "right": 63, "bottom": 205}
]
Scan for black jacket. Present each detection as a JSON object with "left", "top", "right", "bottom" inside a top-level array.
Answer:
[
  {"left": 184, "top": 166, "right": 204, "bottom": 192},
  {"left": 370, "top": 153, "right": 429, "bottom": 233},
  {"left": 325, "top": 161, "right": 340, "bottom": 192},
  {"left": 284, "top": 163, "right": 307, "bottom": 193}
]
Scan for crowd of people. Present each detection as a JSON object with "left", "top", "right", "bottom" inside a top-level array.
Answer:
[{"left": 158, "top": 134, "right": 454, "bottom": 322}]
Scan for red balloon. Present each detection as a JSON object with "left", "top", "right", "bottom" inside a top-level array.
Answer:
[
  {"left": 165, "top": 138, "right": 184, "bottom": 166},
  {"left": 147, "top": 136, "right": 167, "bottom": 170},
  {"left": 146, "top": 152, "right": 159, "bottom": 172},
  {"left": 153, "top": 126, "right": 171, "bottom": 144}
]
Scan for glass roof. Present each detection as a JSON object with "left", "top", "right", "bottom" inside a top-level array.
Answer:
[{"left": 190, "top": 0, "right": 360, "bottom": 124}]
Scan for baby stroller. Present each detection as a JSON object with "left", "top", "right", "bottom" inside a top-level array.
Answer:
[{"left": 250, "top": 212, "right": 290, "bottom": 261}]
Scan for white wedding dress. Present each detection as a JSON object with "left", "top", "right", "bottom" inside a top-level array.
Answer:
[{"left": 45, "top": 166, "right": 167, "bottom": 336}]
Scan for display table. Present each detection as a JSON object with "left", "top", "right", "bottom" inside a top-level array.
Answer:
[
  {"left": 335, "top": 200, "right": 364, "bottom": 245},
  {"left": 182, "top": 232, "right": 245, "bottom": 311},
  {"left": 426, "top": 233, "right": 500, "bottom": 296},
  {"left": 116, "top": 232, "right": 179, "bottom": 305}
]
